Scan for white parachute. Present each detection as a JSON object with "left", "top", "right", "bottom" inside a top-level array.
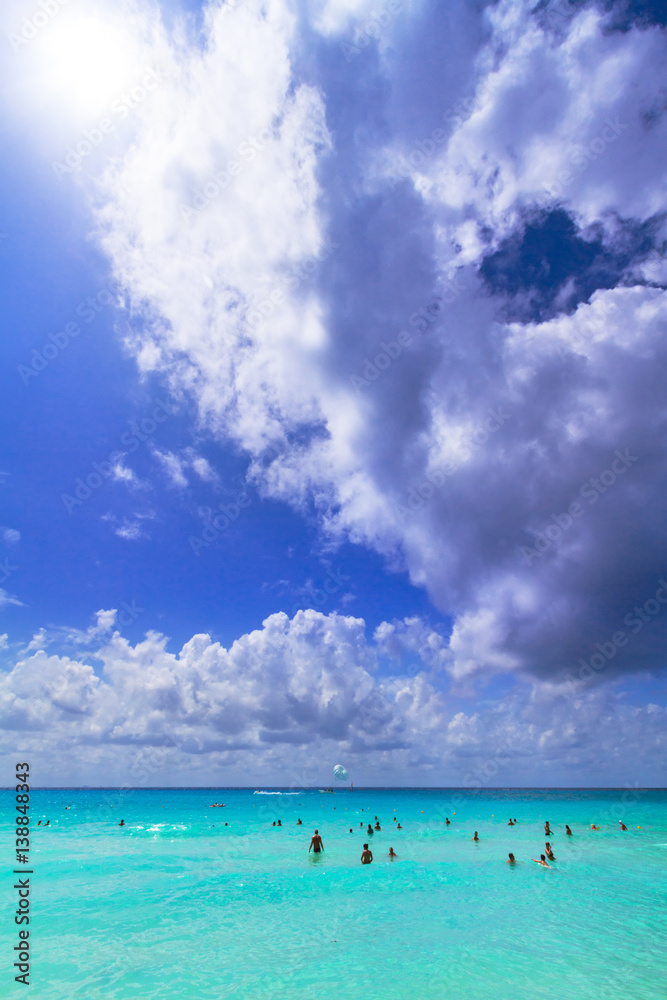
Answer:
[{"left": 333, "top": 764, "right": 349, "bottom": 781}]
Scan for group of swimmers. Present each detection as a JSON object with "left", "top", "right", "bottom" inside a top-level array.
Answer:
[
  {"left": 308, "top": 828, "right": 398, "bottom": 865},
  {"left": 305, "top": 816, "right": 633, "bottom": 866},
  {"left": 116, "top": 810, "right": 634, "bottom": 844}
]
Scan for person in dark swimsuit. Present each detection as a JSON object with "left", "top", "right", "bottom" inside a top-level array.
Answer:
[{"left": 309, "top": 830, "right": 324, "bottom": 853}]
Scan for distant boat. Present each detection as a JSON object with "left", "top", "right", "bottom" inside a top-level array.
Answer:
[{"left": 319, "top": 788, "right": 335, "bottom": 793}]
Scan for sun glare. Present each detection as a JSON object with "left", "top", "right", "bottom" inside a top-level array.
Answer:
[{"left": 37, "top": 15, "right": 143, "bottom": 121}]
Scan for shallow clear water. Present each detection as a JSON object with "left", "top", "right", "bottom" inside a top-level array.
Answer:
[{"left": 2, "top": 787, "right": 666, "bottom": 999}]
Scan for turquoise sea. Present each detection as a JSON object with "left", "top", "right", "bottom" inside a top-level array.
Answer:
[{"left": 2, "top": 787, "right": 666, "bottom": 999}]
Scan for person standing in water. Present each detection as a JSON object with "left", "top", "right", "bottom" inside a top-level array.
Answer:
[
  {"left": 565, "top": 825, "right": 573, "bottom": 836},
  {"left": 309, "top": 830, "right": 324, "bottom": 854},
  {"left": 507, "top": 853, "right": 516, "bottom": 864},
  {"left": 361, "top": 844, "right": 373, "bottom": 864},
  {"left": 388, "top": 847, "right": 397, "bottom": 858},
  {"left": 472, "top": 831, "right": 479, "bottom": 841}
]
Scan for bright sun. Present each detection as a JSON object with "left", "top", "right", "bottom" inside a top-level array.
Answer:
[{"left": 35, "top": 15, "right": 144, "bottom": 121}]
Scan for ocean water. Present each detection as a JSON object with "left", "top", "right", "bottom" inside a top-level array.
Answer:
[{"left": 2, "top": 787, "right": 666, "bottom": 999}]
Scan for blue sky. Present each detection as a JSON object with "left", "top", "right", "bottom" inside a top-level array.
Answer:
[{"left": 0, "top": 0, "right": 666, "bottom": 787}]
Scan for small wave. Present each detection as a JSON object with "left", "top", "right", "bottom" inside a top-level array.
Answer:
[{"left": 253, "top": 791, "right": 300, "bottom": 795}]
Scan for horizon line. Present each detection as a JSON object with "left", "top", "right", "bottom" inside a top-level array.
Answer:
[{"left": 3, "top": 785, "right": 665, "bottom": 791}]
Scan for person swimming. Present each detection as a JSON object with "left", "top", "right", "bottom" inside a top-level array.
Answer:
[
  {"left": 118, "top": 820, "right": 125, "bottom": 827},
  {"left": 367, "top": 824, "right": 374, "bottom": 835},
  {"left": 272, "top": 821, "right": 276, "bottom": 826},
  {"left": 374, "top": 822, "right": 381, "bottom": 830},
  {"left": 508, "top": 819, "right": 514, "bottom": 826},
  {"left": 277, "top": 820, "right": 282, "bottom": 826},
  {"left": 507, "top": 853, "right": 516, "bottom": 864},
  {"left": 297, "top": 818, "right": 302, "bottom": 825},
  {"left": 619, "top": 821, "right": 627, "bottom": 830},
  {"left": 396, "top": 823, "right": 402, "bottom": 829},
  {"left": 545, "top": 842, "right": 555, "bottom": 860},
  {"left": 361, "top": 844, "right": 373, "bottom": 864},
  {"left": 591, "top": 824, "right": 600, "bottom": 830},
  {"left": 532, "top": 855, "right": 549, "bottom": 867},
  {"left": 473, "top": 831, "right": 479, "bottom": 841},
  {"left": 445, "top": 817, "right": 451, "bottom": 825},
  {"left": 565, "top": 825, "right": 573, "bottom": 835},
  {"left": 388, "top": 847, "right": 397, "bottom": 858},
  {"left": 309, "top": 829, "right": 324, "bottom": 853}
]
